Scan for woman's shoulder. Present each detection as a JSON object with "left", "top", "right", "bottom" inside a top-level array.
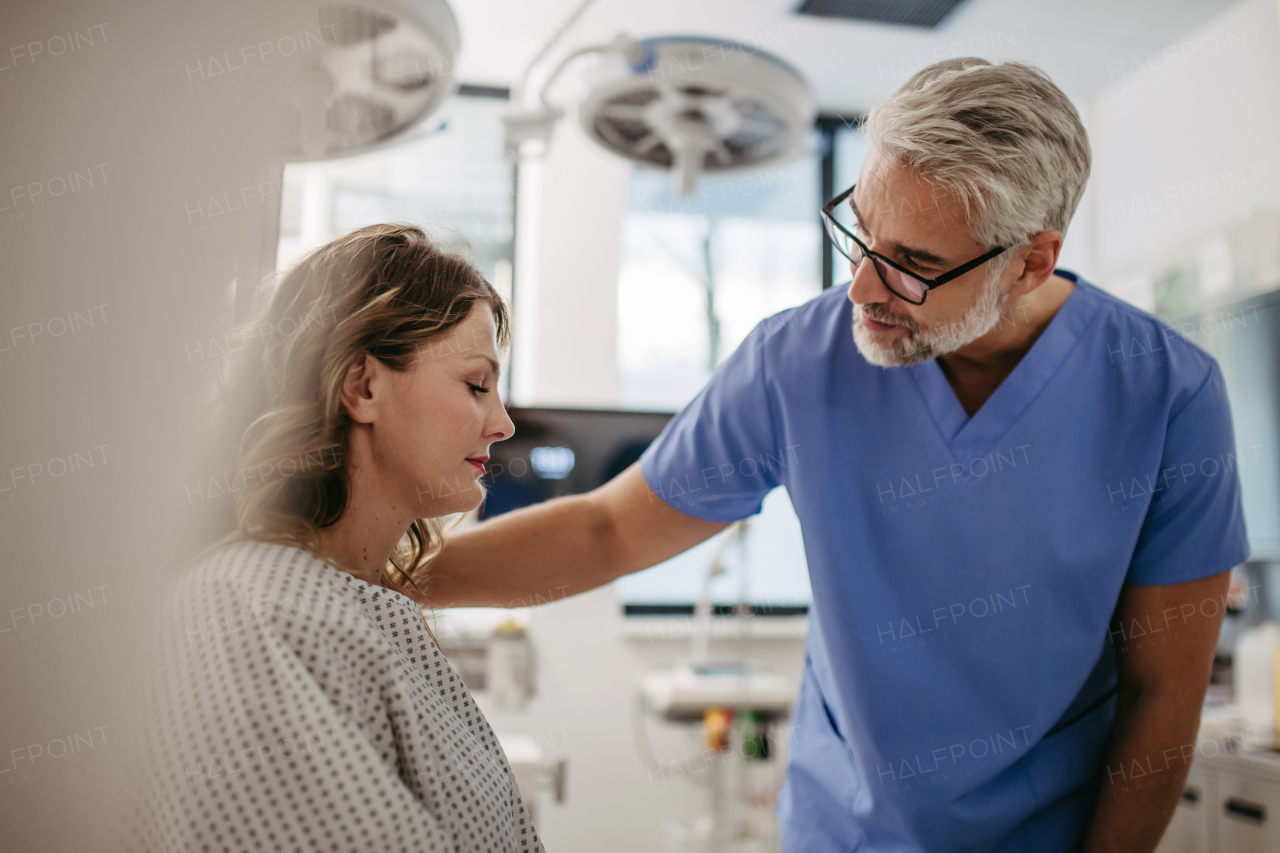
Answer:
[
  {"left": 189, "top": 538, "right": 332, "bottom": 597},
  {"left": 165, "top": 539, "right": 361, "bottom": 643}
]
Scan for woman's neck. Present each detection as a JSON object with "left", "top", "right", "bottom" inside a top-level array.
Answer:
[{"left": 318, "top": 454, "right": 411, "bottom": 585}]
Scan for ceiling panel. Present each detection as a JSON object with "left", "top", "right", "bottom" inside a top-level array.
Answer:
[{"left": 450, "top": 0, "right": 1241, "bottom": 112}]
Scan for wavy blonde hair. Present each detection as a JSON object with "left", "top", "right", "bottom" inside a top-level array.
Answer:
[{"left": 196, "top": 223, "right": 509, "bottom": 598}]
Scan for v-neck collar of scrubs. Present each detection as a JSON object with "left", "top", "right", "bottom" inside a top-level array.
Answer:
[{"left": 908, "top": 269, "right": 1100, "bottom": 456}]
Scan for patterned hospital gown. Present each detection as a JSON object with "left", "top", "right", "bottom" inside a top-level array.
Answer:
[{"left": 133, "top": 538, "right": 544, "bottom": 853}]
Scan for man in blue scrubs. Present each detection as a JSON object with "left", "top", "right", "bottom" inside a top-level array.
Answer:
[{"left": 423, "top": 58, "right": 1248, "bottom": 852}]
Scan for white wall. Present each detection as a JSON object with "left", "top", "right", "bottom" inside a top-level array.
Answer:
[
  {"left": 0, "top": 1, "right": 330, "bottom": 849},
  {"left": 1084, "top": 0, "right": 1280, "bottom": 304}
]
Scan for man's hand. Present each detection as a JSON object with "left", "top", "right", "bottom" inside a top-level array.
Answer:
[
  {"left": 1079, "top": 570, "right": 1231, "bottom": 852},
  {"left": 413, "top": 463, "right": 729, "bottom": 609}
]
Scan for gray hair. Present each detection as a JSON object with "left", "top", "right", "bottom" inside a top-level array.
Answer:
[{"left": 862, "top": 57, "right": 1091, "bottom": 250}]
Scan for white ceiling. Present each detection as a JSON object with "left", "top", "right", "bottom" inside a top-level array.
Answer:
[{"left": 450, "top": 0, "right": 1240, "bottom": 112}]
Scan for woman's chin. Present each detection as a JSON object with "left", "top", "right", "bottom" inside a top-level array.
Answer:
[
  {"left": 449, "top": 478, "right": 488, "bottom": 516},
  {"left": 452, "top": 486, "right": 486, "bottom": 517},
  {"left": 411, "top": 471, "right": 485, "bottom": 518}
]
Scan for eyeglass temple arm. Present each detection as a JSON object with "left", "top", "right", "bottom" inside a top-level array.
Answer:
[{"left": 929, "top": 246, "right": 1008, "bottom": 287}]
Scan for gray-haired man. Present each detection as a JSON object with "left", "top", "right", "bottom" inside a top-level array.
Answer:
[{"left": 419, "top": 58, "right": 1248, "bottom": 852}]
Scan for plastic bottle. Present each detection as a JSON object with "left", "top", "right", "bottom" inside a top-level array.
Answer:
[
  {"left": 1234, "top": 621, "right": 1280, "bottom": 743},
  {"left": 488, "top": 620, "right": 532, "bottom": 712}
]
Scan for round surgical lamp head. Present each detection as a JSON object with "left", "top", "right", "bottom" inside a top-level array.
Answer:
[
  {"left": 285, "top": 0, "right": 460, "bottom": 161},
  {"left": 577, "top": 36, "right": 815, "bottom": 195}
]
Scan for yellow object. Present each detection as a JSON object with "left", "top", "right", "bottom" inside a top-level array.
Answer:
[{"left": 704, "top": 707, "right": 733, "bottom": 751}]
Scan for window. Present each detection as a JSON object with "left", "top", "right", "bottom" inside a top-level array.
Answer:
[
  {"left": 276, "top": 90, "right": 516, "bottom": 308},
  {"left": 826, "top": 118, "right": 872, "bottom": 287},
  {"left": 612, "top": 120, "right": 870, "bottom": 613},
  {"left": 615, "top": 130, "right": 825, "bottom": 413},
  {"left": 614, "top": 488, "right": 814, "bottom": 611}
]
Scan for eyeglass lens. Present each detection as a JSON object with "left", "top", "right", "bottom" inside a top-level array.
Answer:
[{"left": 824, "top": 217, "right": 927, "bottom": 303}]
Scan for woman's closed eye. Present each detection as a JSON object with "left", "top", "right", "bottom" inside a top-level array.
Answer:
[{"left": 468, "top": 382, "right": 490, "bottom": 395}]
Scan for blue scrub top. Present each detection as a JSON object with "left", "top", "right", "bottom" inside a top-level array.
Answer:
[{"left": 639, "top": 271, "right": 1249, "bottom": 852}]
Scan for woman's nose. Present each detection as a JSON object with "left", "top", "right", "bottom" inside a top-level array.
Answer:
[{"left": 489, "top": 401, "right": 515, "bottom": 442}]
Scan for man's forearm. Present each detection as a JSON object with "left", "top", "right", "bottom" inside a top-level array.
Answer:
[
  {"left": 1079, "top": 686, "right": 1205, "bottom": 852},
  {"left": 413, "top": 492, "right": 620, "bottom": 609},
  {"left": 408, "top": 464, "right": 729, "bottom": 609}
]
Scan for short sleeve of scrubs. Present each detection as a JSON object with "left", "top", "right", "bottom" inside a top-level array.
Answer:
[
  {"left": 1126, "top": 362, "right": 1250, "bottom": 585},
  {"left": 640, "top": 319, "right": 783, "bottom": 522}
]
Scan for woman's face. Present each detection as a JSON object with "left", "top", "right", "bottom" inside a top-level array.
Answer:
[{"left": 373, "top": 303, "right": 514, "bottom": 519}]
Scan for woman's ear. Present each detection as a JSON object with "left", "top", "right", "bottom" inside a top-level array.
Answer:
[{"left": 340, "top": 354, "right": 379, "bottom": 424}]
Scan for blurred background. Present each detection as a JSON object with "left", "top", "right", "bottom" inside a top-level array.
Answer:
[{"left": 2, "top": 0, "right": 1279, "bottom": 850}]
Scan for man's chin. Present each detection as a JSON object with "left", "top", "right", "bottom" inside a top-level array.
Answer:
[{"left": 853, "top": 326, "right": 932, "bottom": 367}]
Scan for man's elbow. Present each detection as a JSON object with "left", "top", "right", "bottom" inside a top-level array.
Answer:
[
  {"left": 576, "top": 489, "right": 632, "bottom": 577},
  {"left": 1116, "top": 667, "right": 1211, "bottom": 713}
]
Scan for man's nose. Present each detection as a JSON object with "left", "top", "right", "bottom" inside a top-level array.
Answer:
[{"left": 847, "top": 257, "right": 891, "bottom": 306}]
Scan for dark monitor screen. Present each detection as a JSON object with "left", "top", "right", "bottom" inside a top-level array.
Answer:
[
  {"left": 479, "top": 406, "right": 813, "bottom": 612},
  {"left": 480, "top": 406, "right": 674, "bottom": 519}
]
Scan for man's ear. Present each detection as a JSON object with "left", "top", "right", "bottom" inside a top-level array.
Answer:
[
  {"left": 1010, "top": 230, "right": 1064, "bottom": 297},
  {"left": 340, "top": 354, "right": 379, "bottom": 424}
]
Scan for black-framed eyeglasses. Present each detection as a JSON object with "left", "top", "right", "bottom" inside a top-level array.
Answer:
[{"left": 820, "top": 183, "right": 1007, "bottom": 305}]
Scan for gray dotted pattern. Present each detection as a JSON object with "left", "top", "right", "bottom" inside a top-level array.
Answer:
[{"left": 131, "top": 539, "right": 544, "bottom": 852}]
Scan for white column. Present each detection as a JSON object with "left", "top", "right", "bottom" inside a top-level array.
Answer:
[{"left": 510, "top": 102, "right": 630, "bottom": 408}]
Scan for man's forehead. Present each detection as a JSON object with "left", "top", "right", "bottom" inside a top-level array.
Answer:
[{"left": 855, "top": 156, "right": 966, "bottom": 232}]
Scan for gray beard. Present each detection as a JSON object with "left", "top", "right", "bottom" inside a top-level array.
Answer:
[{"left": 853, "top": 269, "right": 1010, "bottom": 367}]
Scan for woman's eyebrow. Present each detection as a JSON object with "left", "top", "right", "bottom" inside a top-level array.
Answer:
[
  {"left": 849, "top": 195, "right": 949, "bottom": 268},
  {"left": 462, "top": 353, "right": 502, "bottom": 378}
]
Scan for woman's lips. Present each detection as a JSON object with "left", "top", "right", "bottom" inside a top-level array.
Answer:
[{"left": 466, "top": 456, "right": 488, "bottom": 472}]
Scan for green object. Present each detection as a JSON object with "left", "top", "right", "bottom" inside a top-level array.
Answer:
[
  {"left": 740, "top": 710, "right": 770, "bottom": 762},
  {"left": 1154, "top": 265, "right": 1197, "bottom": 319}
]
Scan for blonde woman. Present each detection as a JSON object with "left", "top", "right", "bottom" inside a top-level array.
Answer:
[{"left": 134, "top": 224, "right": 537, "bottom": 852}]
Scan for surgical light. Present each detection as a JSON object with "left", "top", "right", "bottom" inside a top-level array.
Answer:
[
  {"left": 285, "top": 0, "right": 460, "bottom": 160},
  {"left": 503, "top": 25, "right": 815, "bottom": 196}
]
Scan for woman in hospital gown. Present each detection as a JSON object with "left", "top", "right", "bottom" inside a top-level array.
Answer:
[{"left": 132, "top": 224, "right": 541, "bottom": 853}]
